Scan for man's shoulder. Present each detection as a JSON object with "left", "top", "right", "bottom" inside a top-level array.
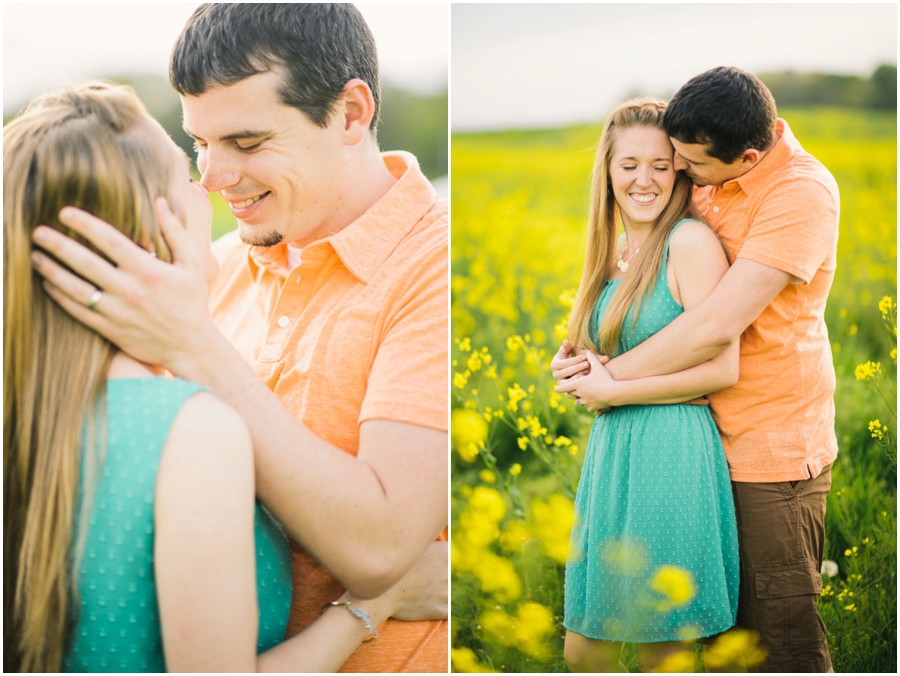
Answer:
[{"left": 392, "top": 198, "right": 448, "bottom": 265}]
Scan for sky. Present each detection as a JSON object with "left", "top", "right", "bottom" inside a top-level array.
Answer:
[
  {"left": 2, "top": 2, "right": 449, "bottom": 115},
  {"left": 452, "top": 3, "right": 898, "bottom": 131}
]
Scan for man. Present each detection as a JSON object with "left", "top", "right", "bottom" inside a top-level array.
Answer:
[
  {"left": 553, "top": 67, "right": 839, "bottom": 672},
  {"left": 32, "top": 4, "right": 448, "bottom": 672}
]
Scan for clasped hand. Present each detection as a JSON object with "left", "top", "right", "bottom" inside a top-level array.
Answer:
[{"left": 550, "top": 340, "right": 615, "bottom": 413}]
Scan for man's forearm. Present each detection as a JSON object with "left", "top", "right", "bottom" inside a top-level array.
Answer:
[
  {"left": 605, "top": 304, "right": 732, "bottom": 381},
  {"left": 174, "top": 329, "right": 445, "bottom": 598}
]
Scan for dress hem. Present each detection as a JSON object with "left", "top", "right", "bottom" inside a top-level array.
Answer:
[{"left": 561, "top": 618, "right": 737, "bottom": 645}]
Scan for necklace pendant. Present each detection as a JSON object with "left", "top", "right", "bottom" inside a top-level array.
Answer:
[{"left": 616, "top": 259, "right": 629, "bottom": 272}]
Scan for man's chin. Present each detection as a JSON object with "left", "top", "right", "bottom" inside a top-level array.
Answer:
[{"left": 238, "top": 226, "right": 283, "bottom": 248}]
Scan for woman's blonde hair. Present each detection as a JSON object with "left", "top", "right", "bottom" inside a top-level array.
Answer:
[
  {"left": 4, "top": 83, "right": 176, "bottom": 672},
  {"left": 567, "top": 98, "right": 699, "bottom": 355}
]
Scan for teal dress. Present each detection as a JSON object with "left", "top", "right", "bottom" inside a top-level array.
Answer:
[
  {"left": 63, "top": 378, "right": 291, "bottom": 672},
  {"left": 564, "top": 220, "right": 739, "bottom": 643}
]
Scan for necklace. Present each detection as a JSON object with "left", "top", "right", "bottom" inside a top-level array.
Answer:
[{"left": 615, "top": 241, "right": 640, "bottom": 273}]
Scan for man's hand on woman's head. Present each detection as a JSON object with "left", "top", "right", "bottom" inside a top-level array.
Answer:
[{"left": 30, "top": 199, "right": 219, "bottom": 377}]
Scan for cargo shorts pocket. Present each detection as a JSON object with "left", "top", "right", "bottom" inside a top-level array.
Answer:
[{"left": 754, "top": 563, "right": 825, "bottom": 645}]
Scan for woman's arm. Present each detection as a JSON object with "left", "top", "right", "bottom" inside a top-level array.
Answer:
[
  {"left": 557, "top": 221, "right": 739, "bottom": 410},
  {"left": 154, "top": 394, "right": 447, "bottom": 673},
  {"left": 257, "top": 540, "right": 448, "bottom": 672}
]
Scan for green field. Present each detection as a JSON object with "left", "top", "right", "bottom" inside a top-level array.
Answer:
[{"left": 450, "top": 108, "right": 897, "bottom": 672}]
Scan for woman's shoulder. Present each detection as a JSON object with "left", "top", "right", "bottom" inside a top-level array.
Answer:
[
  {"left": 165, "top": 393, "right": 251, "bottom": 465},
  {"left": 667, "top": 218, "right": 729, "bottom": 276},
  {"left": 669, "top": 218, "right": 724, "bottom": 255}
]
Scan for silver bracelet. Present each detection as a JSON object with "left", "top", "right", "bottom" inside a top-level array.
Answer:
[{"left": 322, "top": 599, "right": 379, "bottom": 642}]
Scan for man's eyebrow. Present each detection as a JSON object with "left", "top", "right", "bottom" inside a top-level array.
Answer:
[{"left": 182, "top": 127, "right": 272, "bottom": 142}]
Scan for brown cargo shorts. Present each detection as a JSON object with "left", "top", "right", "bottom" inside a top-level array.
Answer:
[{"left": 731, "top": 464, "right": 833, "bottom": 672}]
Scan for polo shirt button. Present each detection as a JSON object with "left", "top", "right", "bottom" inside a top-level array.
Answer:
[
  {"left": 277, "top": 315, "right": 290, "bottom": 328},
  {"left": 712, "top": 205, "right": 720, "bottom": 213}
]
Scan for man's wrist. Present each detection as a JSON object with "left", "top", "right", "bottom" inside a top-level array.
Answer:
[{"left": 165, "top": 321, "right": 229, "bottom": 383}]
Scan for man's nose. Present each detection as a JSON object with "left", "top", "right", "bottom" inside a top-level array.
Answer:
[
  {"left": 673, "top": 154, "right": 689, "bottom": 172},
  {"left": 199, "top": 148, "right": 240, "bottom": 193}
]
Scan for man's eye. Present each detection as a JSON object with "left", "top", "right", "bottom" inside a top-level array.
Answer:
[
  {"left": 237, "top": 141, "right": 262, "bottom": 152},
  {"left": 192, "top": 141, "right": 207, "bottom": 152}
]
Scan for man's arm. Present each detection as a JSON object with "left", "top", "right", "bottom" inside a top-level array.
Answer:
[
  {"left": 606, "top": 176, "right": 838, "bottom": 381},
  {"left": 604, "top": 257, "right": 794, "bottom": 381},
  {"left": 32, "top": 202, "right": 447, "bottom": 598}
]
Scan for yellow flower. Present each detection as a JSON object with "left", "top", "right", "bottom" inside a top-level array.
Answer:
[
  {"left": 453, "top": 371, "right": 470, "bottom": 389},
  {"left": 457, "top": 337, "right": 472, "bottom": 353},
  {"left": 499, "top": 519, "right": 530, "bottom": 553},
  {"left": 480, "top": 608, "right": 517, "bottom": 646},
  {"left": 878, "top": 295, "right": 896, "bottom": 318},
  {"left": 844, "top": 603, "right": 857, "bottom": 612},
  {"left": 468, "top": 486, "right": 507, "bottom": 523},
  {"left": 452, "top": 409, "right": 488, "bottom": 463},
  {"left": 655, "top": 650, "right": 695, "bottom": 673},
  {"left": 514, "top": 602, "right": 555, "bottom": 660},
  {"left": 458, "top": 442, "right": 480, "bottom": 463},
  {"left": 869, "top": 419, "right": 887, "bottom": 440},
  {"left": 474, "top": 553, "right": 522, "bottom": 602},
  {"left": 650, "top": 564, "right": 697, "bottom": 609},
  {"left": 855, "top": 360, "right": 881, "bottom": 381},
  {"left": 450, "top": 647, "right": 495, "bottom": 673},
  {"left": 517, "top": 436, "right": 529, "bottom": 450},
  {"left": 479, "top": 469, "right": 496, "bottom": 484},
  {"left": 467, "top": 351, "right": 485, "bottom": 373},
  {"left": 509, "top": 463, "right": 522, "bottom": 476},
  {"left": 452, "top": 409, "right": 488, "bottom": 447},
  {"left": 530, "top": 494, "right": 576, "bottom": 564},
  {"left": 507, "top": 383, "right": 527, "bottom": 412},
  {"left": 599, "top": 537, "right": 649, "bottom": 576},
  {"left": 703, "top": 629, "right": 767, "bottom": 670}
]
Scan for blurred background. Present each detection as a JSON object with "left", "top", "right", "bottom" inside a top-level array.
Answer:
[
  {"left": 450, "top": 4, "right": 897, "bottom": 673},
  {"left": 3, "top": 2, "right": 449, "bottom": 238},
  {"left": 453, "top": 3, "right": 896, "bottom": 131}
]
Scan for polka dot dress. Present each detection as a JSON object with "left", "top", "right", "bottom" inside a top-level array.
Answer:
[
  {"left": 63, "top": 378, "right": 291, "bottom": 672},
  {"left": 564, "top": 220, "right": 739, "bottom": 643}
]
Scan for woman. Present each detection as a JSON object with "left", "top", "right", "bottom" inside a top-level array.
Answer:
[
  {"left": 3, "top": 83, "right": 445, "bottom": 673},
  {"left": 551, "top": 99, "right": 739, "bottom": 672}
]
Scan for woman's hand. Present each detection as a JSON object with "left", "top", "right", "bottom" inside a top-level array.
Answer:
[
  {"left": 555, "top": 351, "right": 619, "bottom": 413},
  {"left": 550, "top": 340, "right": 591, "bottom": 383}
]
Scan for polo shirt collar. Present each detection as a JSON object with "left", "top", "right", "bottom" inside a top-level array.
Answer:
[
  {"left": 246, "top": 151, "right": 438, "bottom": 282},
  {"left": 730, "top": 118, "right": 798, "bottom": 195}
]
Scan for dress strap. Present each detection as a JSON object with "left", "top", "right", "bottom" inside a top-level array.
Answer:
[{"left": 659, "top": 218, "right": 700, "bottom": 280}]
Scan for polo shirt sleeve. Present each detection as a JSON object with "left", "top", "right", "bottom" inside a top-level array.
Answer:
[
  {"left": 737, "top": 177, "right": 839, "bottom": 284},
  {"left": 359, "top": 242, "right": 448, "bottom": 432}
]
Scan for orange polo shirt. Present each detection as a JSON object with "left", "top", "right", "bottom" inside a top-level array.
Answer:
[
  {"left": 208, "top": 152, "right": 448, "bottom": 672},
  {"left": 694, "top": 119, "right": 840, "bottom": 483}
]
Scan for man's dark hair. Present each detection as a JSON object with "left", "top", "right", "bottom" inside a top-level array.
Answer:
[
  {"left": 169, "top": 3, "right": 380, "bottom": 130},
  {"left": 664, "top": 66, "right": 777, "bottom": 163}
]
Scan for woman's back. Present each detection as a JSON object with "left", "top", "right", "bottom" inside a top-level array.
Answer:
[{"left": 63, "top": 376, "right": 291, "bottom": 672}]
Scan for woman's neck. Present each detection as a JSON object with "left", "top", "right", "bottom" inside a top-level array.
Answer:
[{"left": 107, "top": 352, "right": 164, "bottom": 379}]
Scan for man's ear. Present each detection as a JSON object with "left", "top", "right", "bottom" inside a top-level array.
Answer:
[
  {"left": 339, "top": 78, "right": 376, "bottom": 146},
  {"left": 739, "top": 147, "right": 763, "bottom": 169}
]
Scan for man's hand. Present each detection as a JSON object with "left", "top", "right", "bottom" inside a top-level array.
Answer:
[
  {"left": 31, "top": 200, "right": 219, "bottom": 376},
  {"left": 555, "top": 351, "right": 617, "bottom": 413},
  {"left": 382, "top": 541, "right": 448, "bottom": 622}
]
